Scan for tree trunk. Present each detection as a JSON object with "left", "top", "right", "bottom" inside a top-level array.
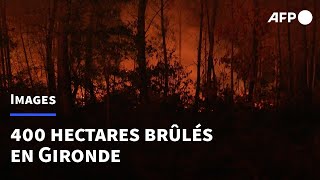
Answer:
[
  {"left": 0, "top": 53, "right": 2, "bottom": 91},
  {"left": 137, "top": 0, "right": 149, "bottom": 103},
  {"left": 160, "top": 0, "right": 169, "bottom": 97},
  {"left": 57, "top": 0, "right": 72, "bottom": 119},
  {"left": 203, "top": 26, "right": 207, "bottom": 81},
  {"left": 205, "top": 0, "right": 218, "bottom": 107},
  {"left": 248, "top": 0, "right": 259, "bottom": 103},
  {"left": 276, "top": 23, "right": 281, "bottom": 108},
  {"left": 46, "top": 0, "right": 57, "bottom": 95},
  {"left": 195, "top": 0, "right": 204, "bottom": 110},
  {"left": 286, "top": 0, "right": 294, "bottom": 99},
  {"left": 0, "top": 35, "right": 4, "bottom": 90},
  {"left": 20, "top": 26, "right": 34, "bottom": 90},
  {"left": 85, "top": 11, "right": 96, "bottom": 104},
  {"left": 0, "top": 0, "right": 11, "bottom": 90},
  {"left": 2, "top": 0, "right": 11, "bottom": 89},
  {"left": 230, "top": 0, "right": 234, "bottom": 104},
  {"left": 0, "top": 47, "right": 5, "bottom": 90},
  {"left": 311, "top": 0, "right": 317, "bottom": 90},
  {"left": 302, "top": 0, "right": 310, "bottom": 105},
  {"left": 178, "top": 0, "right": 182, "bottom": 63},
  {"left": 0, "top": 0, "right": 4, "bottom": 90}
]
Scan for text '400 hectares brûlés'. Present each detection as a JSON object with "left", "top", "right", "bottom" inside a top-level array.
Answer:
[{"left": 11, "top": 94, "right": 56, "bottom": 105}]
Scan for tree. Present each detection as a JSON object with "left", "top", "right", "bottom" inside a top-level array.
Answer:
[
  {"left": 57, "top": 0, "right": 72, "bottom": 119},
  {"left": 301, "top": 0, "right": 310, "bottom": 104},
  {"left": 230, "top": 0, "right": 234, "bottom": 103},
  {"left": 205, "top": 0, "right": 219, "bottom": 107},
  {"left": 248, "top": 0, "right": 259, "bottom": 102},
  {"left": 84, "top": 3, "right": 96, "bottom": 104},
  {"left": 160, "top": 0, "right": 169, "bottom": 98},
  {"left": 20, "top": 23, "right": 34, "bottom": 90},
  {"left": 195, "top": 0, "right": 204, "bottom": 110},
  {"left": 46, "top": 0, "right": 57, "bottom": 95},
  {"left": 136, "top": 0, "right": 149, "bottom": 103},
  {"left": 276, "top": 23, "right": 281, "bottom": 108},
  {"left": 310, "top": 0, "right": 317, "bottom": 93},
  {"left": 286, "top": 0, "right": 293, "bottom": 99},
  {"left": 0, "top": 0, "right": 12, "bottom": 91}
]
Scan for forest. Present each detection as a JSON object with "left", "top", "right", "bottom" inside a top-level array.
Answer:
[
  {"left": 0, "top": 0, "right": 319, "bottom": 116},
  {"left": 1, "top": 0, "right": 320, "bottom": 178}
]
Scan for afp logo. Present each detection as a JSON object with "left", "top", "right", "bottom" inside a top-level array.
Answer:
[{"left": 268, "top": 10, "right": 313, "bottom": 25}]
